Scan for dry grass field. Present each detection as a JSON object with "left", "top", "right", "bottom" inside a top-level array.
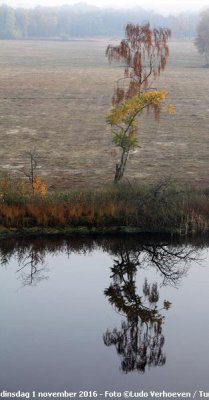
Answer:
[{"left": 0, "top": 39, "right": 208, "bottom": 189}]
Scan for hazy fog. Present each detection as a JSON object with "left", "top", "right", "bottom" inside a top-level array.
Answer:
[{"left": 1, "top": 0, "right": 209, "bottom": 15}]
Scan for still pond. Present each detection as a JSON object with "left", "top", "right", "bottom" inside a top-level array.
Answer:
[{"left": 0, "top": 235, "right": 209, "bottom": 396}]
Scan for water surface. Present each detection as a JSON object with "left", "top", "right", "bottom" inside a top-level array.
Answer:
[{"left": 0, "top": 236, "right": 209, "bottom": 396}]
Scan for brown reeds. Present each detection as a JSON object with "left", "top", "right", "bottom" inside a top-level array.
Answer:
[{"left": 0, "top": 176, "right": 208, "bottom": 235}]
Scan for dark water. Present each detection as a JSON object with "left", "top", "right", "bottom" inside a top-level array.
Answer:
[{"left": 0, "top": 235, "right": 209, "bottom": 397}]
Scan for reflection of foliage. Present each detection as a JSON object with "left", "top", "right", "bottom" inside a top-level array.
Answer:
[
  {"left": 103, "top": 248, "right": 168, "bottom": 373},
  {"left": 104, "top": 276, "right": 167, "bottom": 373},
  {"left": 103, "top": 242, "right": 199, "bottom": 374},
  {"left": 107, "top": 240, "right": 198, "bottom": 286},
  {"left": 0, "top": 235, "right": 202, "bottom": 291},
  {"left": 16, "top": 246, "right": 47, "bottom": 286},
  {"left": 104, "top": 315, "right": 165, "bottom": 374},
  {"left": 141, "top": 243, "right": 195, "bottom": 286},
  {"left": 0, "top": 237, "right": 99, "bottom": 287},
  {"left": 0, "top": 233, "right": 203, "bottom": 371}
]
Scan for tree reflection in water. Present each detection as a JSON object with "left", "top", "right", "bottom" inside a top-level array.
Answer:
[
  {"left": 0, "top": 237, "right": 99, "bottom": 286},
  {"left": 103, "top": 242, "right": 198, "bottom": 374},
  {"left": 15, "top": 246, "right": 48, "bottom": 286},
  {"left": 0, "top": 236, "right": 202, "bottom": 367},
  {"left": 0, "top": 239, "right": 49, "bottom": 286}
]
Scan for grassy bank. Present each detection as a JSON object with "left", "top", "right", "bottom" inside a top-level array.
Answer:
[{"left": 0, "top": 182, "right": 209, "bottom": 236}]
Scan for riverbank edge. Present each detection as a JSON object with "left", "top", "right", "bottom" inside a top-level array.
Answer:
[
  {"left": 1, "top": 183, "right": 209, "bottom": 239},
  {"left": 0, "top": 225, "right": 208, "bottom": 239}
]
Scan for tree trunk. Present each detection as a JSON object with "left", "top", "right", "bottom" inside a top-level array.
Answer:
[{"left": 114, "top": 148, "right": 129, "bottom": 183}]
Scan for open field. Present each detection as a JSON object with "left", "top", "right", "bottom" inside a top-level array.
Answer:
[{"left": 0, "top": 40, "right": 208, "bottom": 189}]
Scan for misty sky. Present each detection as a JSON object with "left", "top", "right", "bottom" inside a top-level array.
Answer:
[{"left": 1, "top": 0, "right": 209, "bottom": 15}]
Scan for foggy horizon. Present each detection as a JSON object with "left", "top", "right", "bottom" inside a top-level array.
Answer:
[{"left": 0, "top": 0, "right": 209, "bottom": 16}]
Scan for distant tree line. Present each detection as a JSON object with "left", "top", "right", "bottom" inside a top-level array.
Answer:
[
  {"left": 195, "top": 9, "right": 209, "bottom": 65},
  {"left": 0, "top": 4, "right": 199, "bottom": 40}
]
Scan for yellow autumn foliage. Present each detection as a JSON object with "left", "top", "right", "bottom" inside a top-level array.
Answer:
[
  {"left": 33, "top": 176, "right": 47, "bottom": 198},
  {"left": 107, "top": 90, "right": 168, "bottom": 126},
  {"left": 167, "top": 103, "right": 175, "bottom": 114}
]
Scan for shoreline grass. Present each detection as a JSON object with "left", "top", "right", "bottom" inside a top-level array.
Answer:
[{"left": 0, "top": 181, "right": 209, "bottom": 237}]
